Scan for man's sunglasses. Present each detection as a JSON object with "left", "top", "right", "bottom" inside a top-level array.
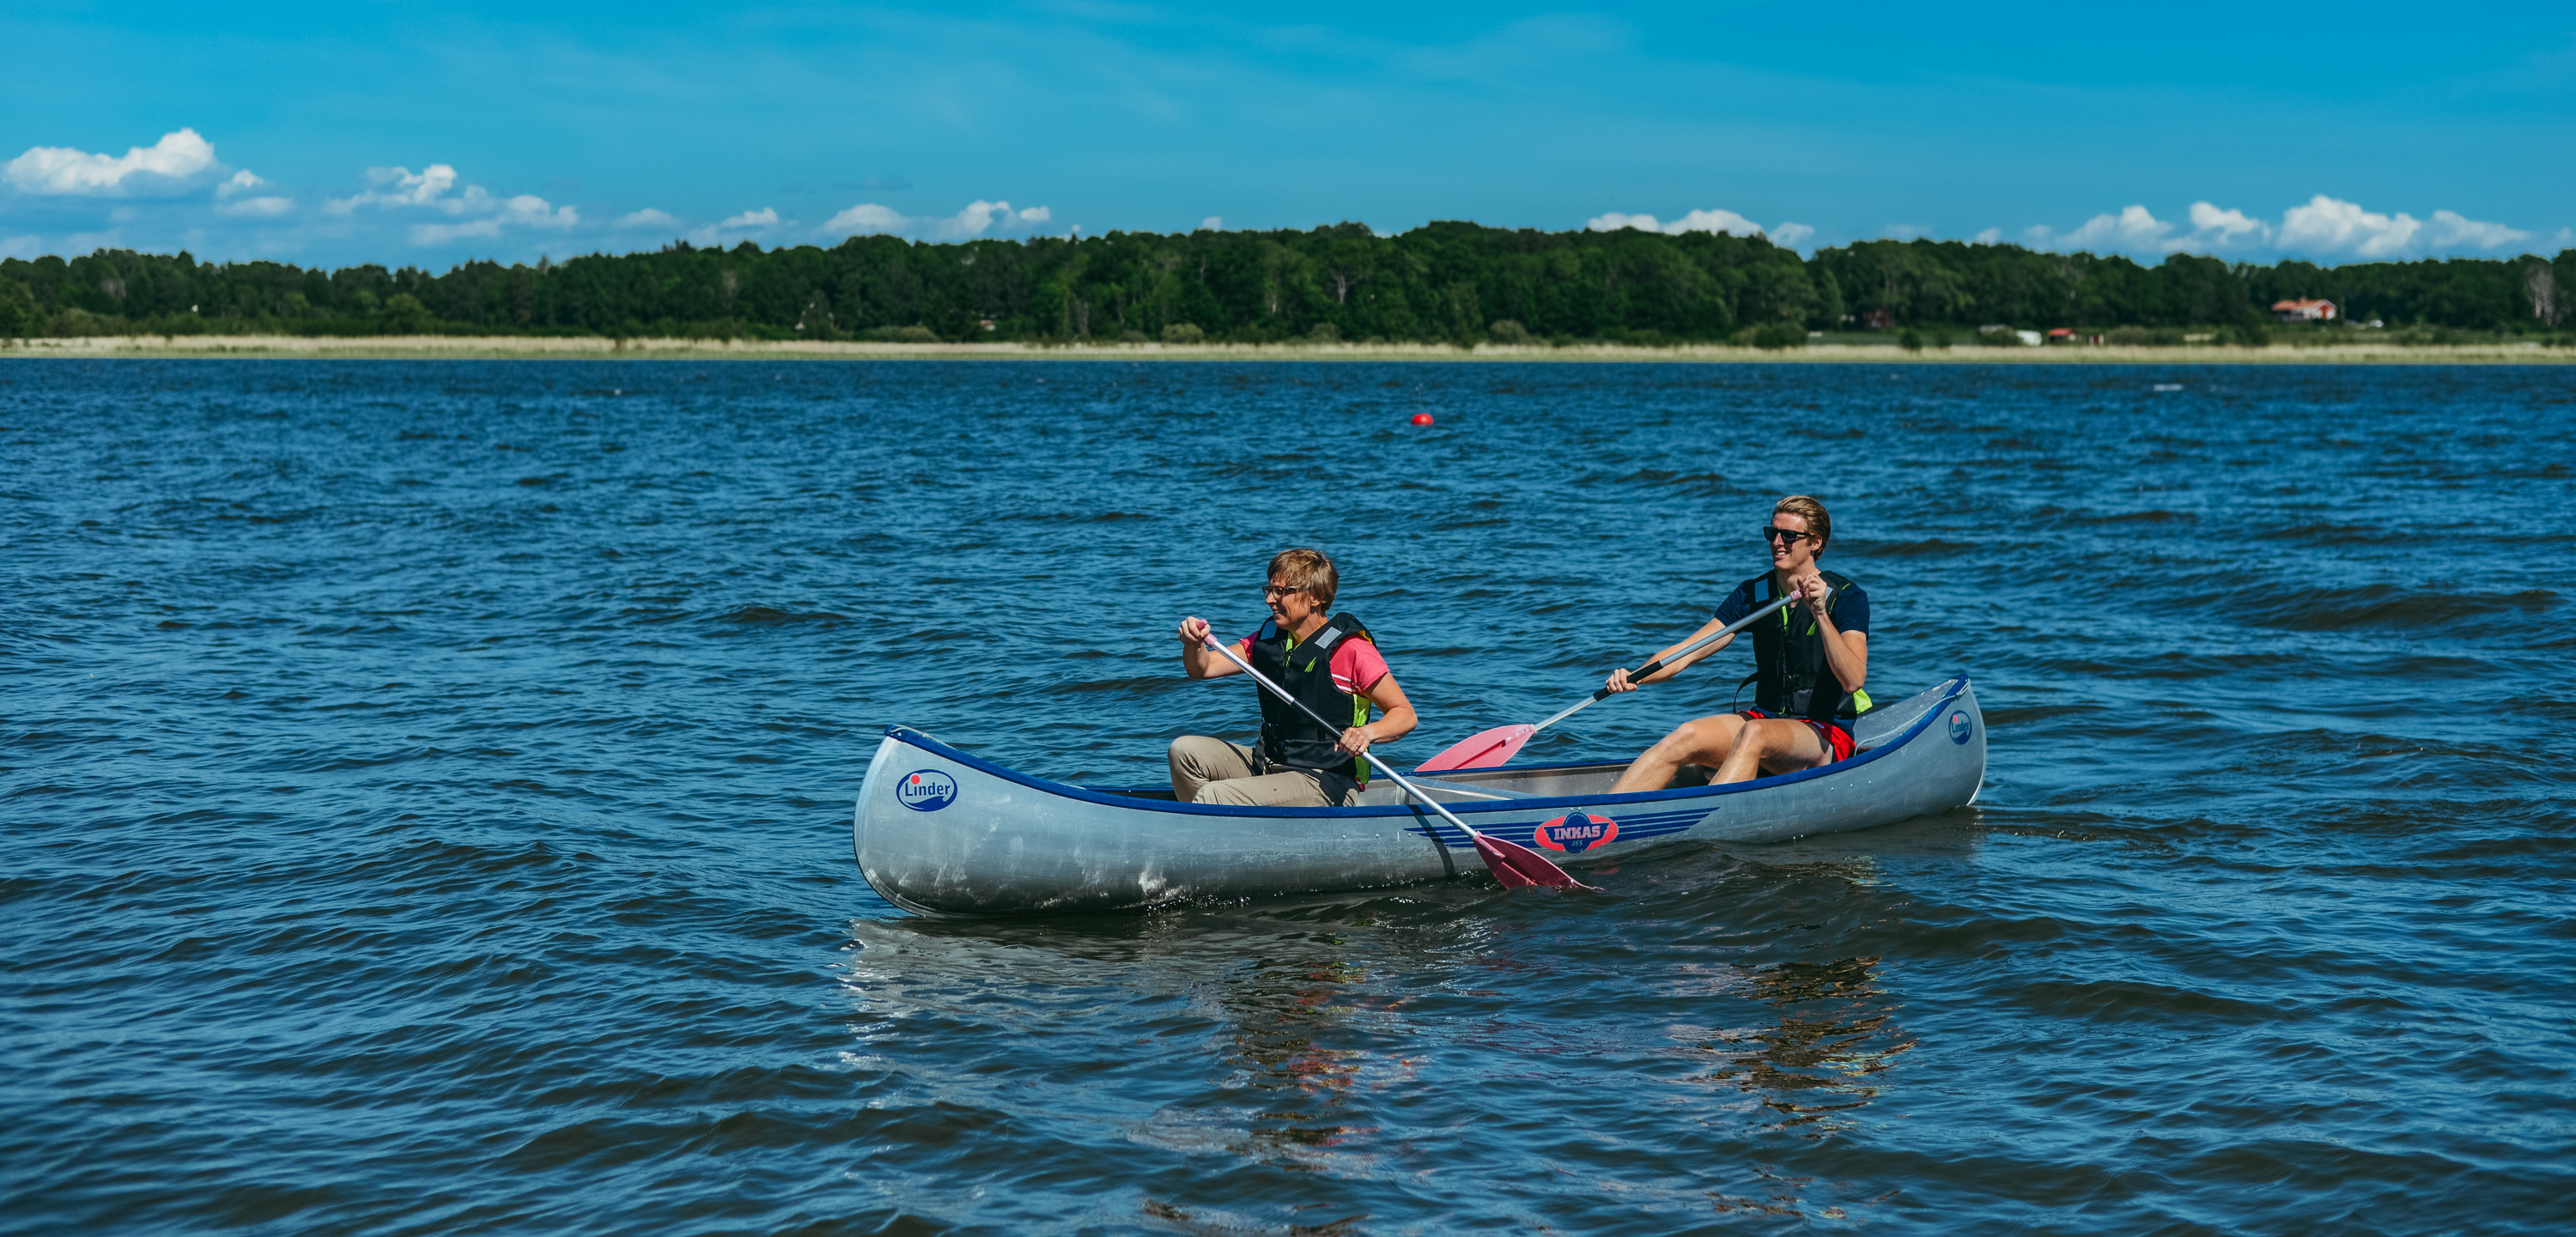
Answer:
[{"left": 1760, "top": 526, "right": 1811, "bottom": 543}]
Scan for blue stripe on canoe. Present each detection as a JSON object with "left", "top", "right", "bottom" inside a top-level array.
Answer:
[{"left": 1409, "top": 806, "right": 1713, "bottom": 851}]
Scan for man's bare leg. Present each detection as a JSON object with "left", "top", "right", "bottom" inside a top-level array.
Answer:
[
  {"left": 1711, "top": 718, "right": 1827, "bottom": 785},
  {"left": 1608, "top": 712, "right": 1749, "bottom": 795}
]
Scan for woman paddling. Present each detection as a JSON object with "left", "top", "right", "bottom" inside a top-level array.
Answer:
[
  {"left": 1602, "top": 495, "right": 1870, "bottom": 792},
  {"left": 1169, "top": 548, "right": 1419, "bottom": 807}
]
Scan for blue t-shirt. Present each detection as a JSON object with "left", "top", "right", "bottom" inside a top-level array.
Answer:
[{"left": 1715, "top": 578, "right": 1870, "bottom": 634}]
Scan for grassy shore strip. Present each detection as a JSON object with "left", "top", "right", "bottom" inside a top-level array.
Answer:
[{"left": 6, "top": 334, "right": 2573, "bottom": 363}]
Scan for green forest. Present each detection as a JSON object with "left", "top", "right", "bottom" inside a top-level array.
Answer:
[{"left": 2, "top": 221, "right": 2569, "bottom": 347}]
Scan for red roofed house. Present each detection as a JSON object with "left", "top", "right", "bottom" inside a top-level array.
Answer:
[{"left": 2272, "top": 299, "right": 2337, "bottom": 322}]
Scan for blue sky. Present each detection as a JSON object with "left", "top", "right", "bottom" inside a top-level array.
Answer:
[{"left": 5, "top": 1, "right": 2572, "bottom": 269}]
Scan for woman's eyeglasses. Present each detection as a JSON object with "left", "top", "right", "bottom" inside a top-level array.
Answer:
[
  {"left": 1262, "top": 585, "right": 1300, "bottom": 599},
  {"left": 1760, "top": 526, "right": 1810, "bottom": 543}
]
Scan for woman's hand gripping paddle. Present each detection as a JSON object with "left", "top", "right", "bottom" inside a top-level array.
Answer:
[
  {"left": 1197, "top": 634, "right": 1593, "bottom": 891},
  {"left": 1415, "top": 591, "right": 1805, "bottom": 773}
]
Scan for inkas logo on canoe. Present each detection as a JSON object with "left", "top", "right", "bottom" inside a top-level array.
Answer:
[
  {"left": 896, "top": 769, "right": 959, "bottom": 812},
  {"left": 1532, "top": 812, "right": 1619, "bottom": 852},
  {"left": 1948, "top": 711, "right": 1974, "bottom": 744}
]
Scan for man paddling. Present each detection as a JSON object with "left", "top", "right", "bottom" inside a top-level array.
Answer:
[
  {"left": 1170, "top": 548, "right": 1419, "bottom": 807},
  {"left": 1603, "top": 495, "right": 1870, "bottom": 792}
]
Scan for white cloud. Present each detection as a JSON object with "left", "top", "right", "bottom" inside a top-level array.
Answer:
[
  {"left": 2057, "top": 204, "right": 2173, "bottom": 250},
  {"left": 1200, "top": 215, "right": 1223, "bottom": 230},
  {"left": 328, "top": 165, "right": 467, "bottom": 215},
  {"left": 1585, "top": 208, "right": 1810, "bottom": 247},
  {"left": 819, "top": 198, "right": 1054, "bottom": 240},
  {"left": 1590, "top": 209, "right": 1753, "bottom": 235},
  {"left": 617, "top": 208, "right": 679, "bottom": 229},
  {"left": 1972, "top": 227, "right": 2004, "bottom": 245},
  {"left": 215, "top": 169, "right": 265, "bottom": 198},
  {"left": 4, "top": 128, "right": 221, "bottom": 196},
  {"left": 822, "top": 203, "right": 905, "bottom": 233},
  {"left": 687, "top": 206, "right": 787, "bottom": 246},
  {"left": 2425, "top": 209, "right": 2529, "bottom": 250},
  {"left": 1668, "top": 209, "right": 1764, "bottom": 236},
  {"left": 2, "top": 233, "right": 40, "bottom": 258},
  {"left": 322, "top": 164, "right": 577, "bottom": 247},
  {"left": 2279, "top": 195, "right": 2420, "bottom": 258},
  {"left": 2033, "top": 203, "right": 2251, "bottom": 253},
  {"left": 412, "top": 194, "right": 577, "bottom": 246},
  {"left": 2011, "top": 196, "right": 2536, "bottom": 258},
  {"left": 2186, "top": 202, "right": 2268, "bottom": 246}
]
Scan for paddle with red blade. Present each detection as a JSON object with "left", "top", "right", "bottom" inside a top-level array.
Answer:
[
  {"left": 1415, "top": 591, "right": 1804, "bottom": 773},
  {"left": 1197, "top": 633, "right": 1592, "bottom": 891}
]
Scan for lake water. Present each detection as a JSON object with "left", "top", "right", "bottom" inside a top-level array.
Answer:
[{"left": 4, "top": 359, "right": 2571, "bottom": 1234}]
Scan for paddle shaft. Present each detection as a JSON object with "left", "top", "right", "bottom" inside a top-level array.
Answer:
[
  {"left": 1525, "top": 591, "right": 1806, "bottom": 735},
  {"left": 1198, "top": 635, "right": 1495, "bottom": 844}
]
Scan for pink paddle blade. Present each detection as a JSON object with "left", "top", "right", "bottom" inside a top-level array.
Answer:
[
  {"left": 1472, "top": 833, "right": 1596, "bottom": 891},
  {"left": 1416, "top": 724, "right": 1536, "bottom": 773}
]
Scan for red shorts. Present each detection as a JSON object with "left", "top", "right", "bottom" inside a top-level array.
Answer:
[{"left": 1739, "top": 708, "right": 1854, "bottom": 765}]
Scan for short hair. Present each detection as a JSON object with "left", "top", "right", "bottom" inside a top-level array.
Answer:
[
  {"left": 1774, "top": 494, "right": 1832, "bottom": 556},
  {"left": 1267, "top": 547, "right": 1339, "bottom": 610}
]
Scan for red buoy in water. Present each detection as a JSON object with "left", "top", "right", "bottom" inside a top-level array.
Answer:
[{"left": 1411, "top": 413, "right": 1435, "bottom": 427}]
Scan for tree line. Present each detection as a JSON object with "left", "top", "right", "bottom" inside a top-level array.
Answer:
[{"left": 2, "top": 221, "right": 2569, "bottom": 346}]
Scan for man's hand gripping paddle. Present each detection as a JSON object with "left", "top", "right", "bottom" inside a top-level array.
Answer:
[
  {"left": 1415, "top": 591, "right": 1805, "bottom": 773},
  {"left": 1197, "top": 634, "right": 1593, "bottom": 891}
]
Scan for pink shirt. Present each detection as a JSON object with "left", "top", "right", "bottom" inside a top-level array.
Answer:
[{"left": 1233, "top": 631, "right": 1390, "bottom": 697}]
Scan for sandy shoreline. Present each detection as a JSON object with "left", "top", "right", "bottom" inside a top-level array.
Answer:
[{"left": 3, "top": 333, "right": 2568, "bottom": 363}]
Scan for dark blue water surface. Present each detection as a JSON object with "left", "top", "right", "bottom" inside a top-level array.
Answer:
[{"left": 5, "top": 359, "right": 2573, "bottom": 1234}]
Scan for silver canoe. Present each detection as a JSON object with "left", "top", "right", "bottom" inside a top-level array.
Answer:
[{"left": 854, "top": 675, "right": 1986, "bottom": 917}]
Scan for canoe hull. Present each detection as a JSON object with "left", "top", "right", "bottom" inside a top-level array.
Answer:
[{"left": 855, "top": 676, "right": 1985, "bottom": 917}]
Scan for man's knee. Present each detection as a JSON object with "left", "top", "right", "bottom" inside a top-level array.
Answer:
[
  {"left": 1671, "top": 713, "right": 1741, "bottom": 755},
  {"left": 1739, "top": 718, "right": 1820, "bottom": 763},
  {"left": 1730, "top": 718, "right": 1786, "bottom": 753}
]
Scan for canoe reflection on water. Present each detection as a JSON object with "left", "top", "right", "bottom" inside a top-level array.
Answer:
[
  {"left": 1701, "top": 955, "right": 1912, "bottom": 1133},
  {"left": 1203, "top": 949, "right": 1388, "bottom": 1159},
  {"left": 836, "top": 852, "right": 1934, "bottom": 1222},
  {"left": 835, "top": 908, "right": 1443, "bottom": 1177}
]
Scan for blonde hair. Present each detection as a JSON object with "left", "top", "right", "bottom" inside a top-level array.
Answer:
[
  {"left": 1267, "top": 548, "right": 1339, "bottom": 610},
  {"left": 1774, "top": 495, "right": 1832, "bottom": 556}
]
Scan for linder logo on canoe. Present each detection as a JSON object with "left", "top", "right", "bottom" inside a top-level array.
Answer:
[
  {"left": 896, "top": 769, "right": 958, "bottom": 812},
  {"left": 1948, "top": 711, "right": 1974, "bottom": 744},
  {"left": 1533, "top": 811, "right": 1619, "bottom": 852}
]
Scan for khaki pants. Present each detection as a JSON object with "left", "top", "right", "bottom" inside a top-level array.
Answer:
[{"left": 1167, "top": 735, "right": 1361, "bottom": 807}]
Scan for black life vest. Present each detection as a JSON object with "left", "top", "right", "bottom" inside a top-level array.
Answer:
[
  {"left": 1248, "top": 612, "right": 1374, "bottom": 780},
  {"left": 1737, "top": 572, "right": 1865, "bottom": 724}
]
